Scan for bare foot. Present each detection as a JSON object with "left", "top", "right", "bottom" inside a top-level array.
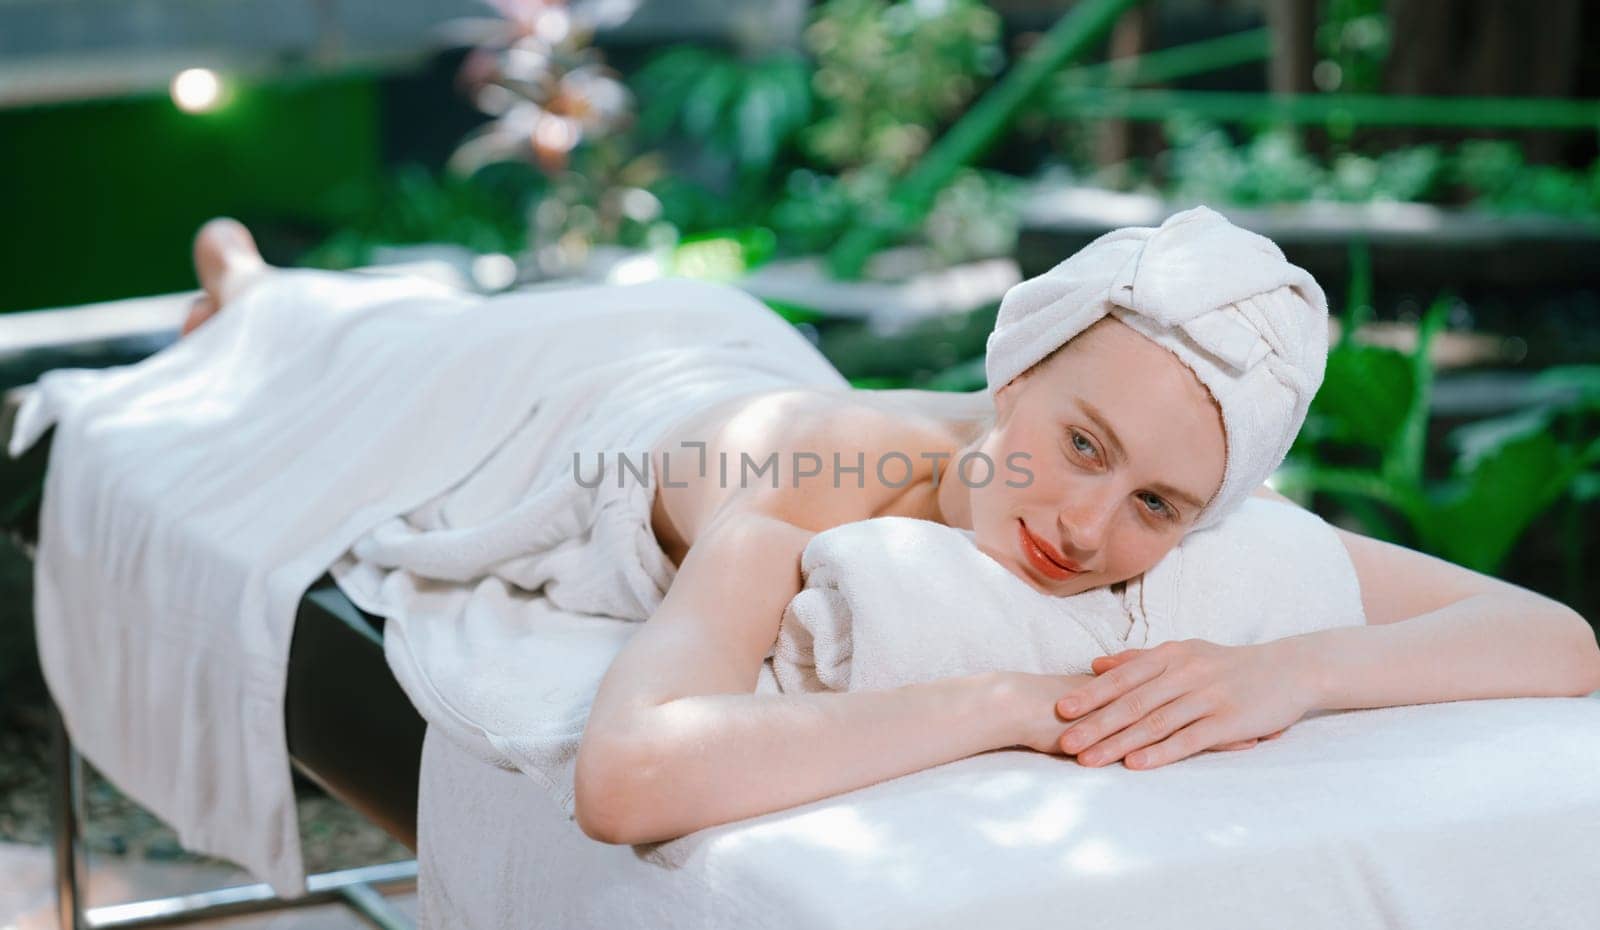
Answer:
[{"left": 181, "top": 218, "right": 270, "bottom": 337}]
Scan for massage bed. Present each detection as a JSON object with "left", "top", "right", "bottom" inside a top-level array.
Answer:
[{"left": 6, "top": 282, "right": 1600, "bottom": 930}]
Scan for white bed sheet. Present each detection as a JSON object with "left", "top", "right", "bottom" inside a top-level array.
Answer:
[{"left": 417, "top": 692, "right": 1600, "bottom": 929}]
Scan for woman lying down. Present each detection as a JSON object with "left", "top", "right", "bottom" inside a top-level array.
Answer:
[{"left": 185, "top": 206, "right": 1600, "bottom": 849}]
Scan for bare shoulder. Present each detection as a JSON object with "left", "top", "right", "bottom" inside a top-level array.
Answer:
[{"left": 657, "top": 387, "right": 948, "bottom": 539}]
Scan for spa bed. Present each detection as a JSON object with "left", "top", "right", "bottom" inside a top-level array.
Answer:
[
  {"left": 6, "top": 287, "right": 1600, "bottom": 930},
  {"left": 414, "top": 685, "right": 1600, "bottom": 930}
]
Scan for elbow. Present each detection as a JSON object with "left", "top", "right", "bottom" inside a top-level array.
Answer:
[
  {"left": 573, "top": 735, "right": 672, "bottom": 846},
  {"left": 1556, "top": 607, "right": 1600, "bottom": 697}
]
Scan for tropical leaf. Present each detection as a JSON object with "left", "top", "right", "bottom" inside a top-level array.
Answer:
[
  {"left": 1426, "top": 429, "right": 1570, "bottom": 572},
  {"left": 1304, "top": 342, "right": 1414, "bottom": 449}
]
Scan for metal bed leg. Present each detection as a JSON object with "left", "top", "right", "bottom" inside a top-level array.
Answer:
[
  {"left": 47, "top": 699, "right": 418, "bottom": 929},
  {"left": 50, "top": 702, "right": 88, "bottom": 930}
]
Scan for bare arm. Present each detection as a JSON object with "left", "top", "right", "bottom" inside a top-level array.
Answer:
[
  {"left": 1250, "top": 485, "right": 1600, "bottom": 706},
  {"left": 574, "top": 508, "right": 1077, "bottom": 845},
  {"left": 1281, "top": 524, "right": 1600, "bottom": 709}
]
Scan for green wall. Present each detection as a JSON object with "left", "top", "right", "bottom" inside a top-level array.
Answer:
[{"left": 0, "top": 74, "right": 383, "bottom": 313}]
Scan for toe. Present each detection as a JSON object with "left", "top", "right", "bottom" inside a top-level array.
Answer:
[{"left": 180, "top": 294, "right": 219, "bottom": 337}]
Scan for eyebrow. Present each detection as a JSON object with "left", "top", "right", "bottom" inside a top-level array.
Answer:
[{"left": 1076, "top": 398, "right": 1210, "bottom": 514}]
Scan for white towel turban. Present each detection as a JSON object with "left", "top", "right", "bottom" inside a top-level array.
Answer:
[{"left": 984, "top": 205, "right": 1330, "bottom": 532}]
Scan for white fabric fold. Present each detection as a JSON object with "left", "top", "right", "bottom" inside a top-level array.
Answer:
[{"left": 775, "top": 499, "right": 1365, "bottom": 695}]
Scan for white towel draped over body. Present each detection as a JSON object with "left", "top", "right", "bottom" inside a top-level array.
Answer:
[
  {"left": 10, "top": 265, "right": 1365, "bottom": 894},
  {"left": 9, "top": 269, "right": 847, "bottom": 894}
]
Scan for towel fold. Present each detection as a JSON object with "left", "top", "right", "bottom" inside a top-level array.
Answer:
[{"left": 774, "top": 498, "right": 1366, "bottom": 694}]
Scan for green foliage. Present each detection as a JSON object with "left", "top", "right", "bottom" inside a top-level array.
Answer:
[
  {"left": 1156, "top": 118, "right": 1599, "bottom": 217},
  {"left": 767, "top": 165, "right": 1019, "bottom": 265},
  {"left": 1161, "top": 116, "right": 1445, "bottom": 207},
  {"left": 302, "top": 164, "right": 537, "bottom": 270},
  {"left": 767, "top": 167, "right": 894, "bottom": 254},
  {"left": 1300, "top": 343, "right": 1414, "bottom": 451},
  {"left": 1315, "top": 0, "right": 1390, "bottom": 93},
  {"left": 632, "top": 47, "right": 814, "bottom": 183},
  {"left": 668, "top": 227, "right": 777, "bottom": 282},
  {"left": 1453, "top": 140, "right": 1600, "bottom": 218},
  {"left": 1279, "top": 299, "right": 1600, "bottom": 575},
  {"left": 631, "top": 0, "right": 1007, "bottom": 260},
  {"left": 802, "top": 0, "right": 1004, "bottom": 175}
]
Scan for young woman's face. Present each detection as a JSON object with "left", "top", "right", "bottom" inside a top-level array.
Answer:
[{"left": 966, "top": 317, "right": 1227, "bottom": 596}]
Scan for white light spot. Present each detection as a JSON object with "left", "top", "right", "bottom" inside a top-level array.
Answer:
[
  {"left": 535, "top": 7, "right": 571, "bottom": 43},
  {"left": 472, "top": 253, "right": 519, "bottom": 291},
  {"left": 533, "top": 115, "right": 580, "bottom": 152},
  {"left": 606, "top": 253, "right": 662, "bottom": 285},
  {"left": 171, "top": 68, "right": 222, "bottom": 113}
]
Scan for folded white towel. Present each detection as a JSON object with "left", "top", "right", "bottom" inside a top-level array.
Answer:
[
  {"left": 984, "top": 206, "right": 1330, "bottom": 530},
  {"left": 774, "top": 497, "right": 1366, "bottom": 694}
]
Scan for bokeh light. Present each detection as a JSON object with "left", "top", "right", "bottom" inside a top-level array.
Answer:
[{"left": 169, "top": 68, "right": 223, "bottom": 114}]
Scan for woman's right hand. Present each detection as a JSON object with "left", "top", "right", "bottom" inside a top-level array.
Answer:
[{"left": 995, "top": 670, "right": 1281, "bottom": 757}]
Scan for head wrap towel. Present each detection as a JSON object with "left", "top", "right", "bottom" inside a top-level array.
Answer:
[{"left": 984, "top": 205, "right": 1329, "bottom": 531}]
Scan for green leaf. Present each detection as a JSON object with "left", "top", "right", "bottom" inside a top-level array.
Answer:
[
  {"left": 1531, "top": 365, "right": 1600, "bottom": 404},
  {"left": 848, "top": 375, "right": 910, "bottom": 390},
  {"left": 1426, "top": 429, "right": 1569, "bottom": 572},
  {"left": 922, "top": 356, "right": 988, "bottom": 392},
  {"left": 735, "top": 77, "right": 781, "bottom": 171},
  {"left": 682, "top": 60, "right": 738, "bottom": 143},
  {"left": 1306, "top": 342, "right": 1414, "bottom": 449},
  {"left": 762, "top": 299, "right": 828, "bottom": 326},
  {"left": 1448, "top": 406, "right": 1553, "bottom": 473}
]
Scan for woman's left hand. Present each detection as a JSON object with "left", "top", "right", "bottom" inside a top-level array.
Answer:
[{"left": 1055, "top": 639, "right": 1316, "bottom": 770}]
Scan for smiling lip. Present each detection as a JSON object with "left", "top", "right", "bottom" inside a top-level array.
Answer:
[{"left": 1018, "top": 520, "right": 1082, "bottom": 580}]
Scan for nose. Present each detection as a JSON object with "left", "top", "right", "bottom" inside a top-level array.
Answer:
[{"left": 1057, "top": 486, "right": 1117, "bottom": 556}]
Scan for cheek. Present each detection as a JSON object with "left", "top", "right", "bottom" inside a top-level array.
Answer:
[{"left": 1104, "top": 529, "right": 1182, "bottom": 580}]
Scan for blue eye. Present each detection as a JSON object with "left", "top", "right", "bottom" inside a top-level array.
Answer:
[
  {"left": 1068, "top": 430, "right": 1098, "bottom": 459},
  {"left": 1139, "top": 492, "right": 1173, "bottom": 519}
]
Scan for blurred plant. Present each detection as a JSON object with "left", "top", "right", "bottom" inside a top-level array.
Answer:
[
  {"left": 1452, "top": 140, "right": 1600, "bottom": 218},
  {"left": 628, "top": 0, "right": 1016, "bottom": 271},
  {"left": 301, "top": 163, "right": 538, "bottom": 270},
  {"left": 631, "top": 46, "right": 813, "bottom": 191},
  {"left": 920, "top": 168, "right": 1022, "bottom": 265},
  {"left": 1314, "top": 0, "right": 1390, "bottom": 93},
  {"left": 801, "top": 0, "right": 1004, "bottom": 175},
  {"left": 449, "top": 0, "right": 633, "bottom": 174},
  {"left": 1277, "top": 295, "right": 1600, "bottom": 577},
  {"left": 769, "top": 0, "right": 1011, "bottom": 268},
  {"left": 1153, "top": 117, "right": 1600, "bottom": 216},
  {"left": 1161, "top": 115, "right": 1445, "bottom": 206},
  {"left": 766, "top": 165, "right": 1020, "bottom": 267},
  {"left": 445, "top": 0, "right": 667, "bottom": 279}
]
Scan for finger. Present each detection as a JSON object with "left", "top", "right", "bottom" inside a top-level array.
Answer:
[
  {"left": 1124, "top": 716, "right": 1234, "bottom": 770},
  {"left": 1261, "top": 728, "right": 1287, "bottom": 741},
  {"left": 1090, "top": 650, "right": 1142, "bottom": 675},
  {"left": 1211, "top": 738, "right": 1260, "bottom": 751},
  {"left": 1068, "top": 690, "right": 1210, "bottom": 766},
  {"left": 1056, "top": 653, "right": 1164, "bottom": 721}
]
